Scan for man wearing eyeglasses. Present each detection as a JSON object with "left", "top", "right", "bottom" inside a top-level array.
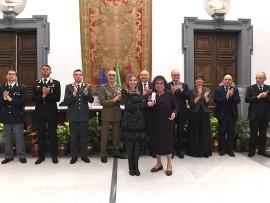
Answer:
[
  {"left": 167, "top": 69, "right": 190, "bottom": 159},
  {"left": 32, "top": 65, "right": 61, "bottom": 164},
  {"left": 0, "top": 70, "right": 27, "bottom": 164},
  {"left": 99, "top": 70, "right": 126, "bottom": 163},
  {"left": 245, "top": 71, "right": 270, "bottom": 158}
]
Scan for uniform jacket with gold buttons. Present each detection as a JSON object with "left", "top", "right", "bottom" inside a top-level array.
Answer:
[
  {"left": 32, "top": 78, "right": 61, "bottom": 119},
  {"left": 0, "top": 83, "right": 25, "bottom": 124},
  {"left": 99, "top": 83, "right": 123, "bottom": 122},
  {"left": 63, "top": 83, "right": 94, "bottom": 121}
]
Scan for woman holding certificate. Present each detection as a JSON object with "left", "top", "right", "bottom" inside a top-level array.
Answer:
[{"left": 146, "top": 75, "right": 178, "bottom": 176}]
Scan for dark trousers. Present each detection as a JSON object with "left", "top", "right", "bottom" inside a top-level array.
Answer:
[
  {"left": 69, "top": 121, "right": 88, "bottom": 157},
  {"left": 218, "top": 115, "right": 235, "bottom": 153},
  {"left": 249, "top": 114, "right": 268, "bottom": 153},
  {"left": 37, "top": 118, "right": 58, "bottom": 157}
]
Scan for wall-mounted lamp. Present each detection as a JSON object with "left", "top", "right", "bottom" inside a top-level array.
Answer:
[
  {"left": 0, "top": 0, "right": 27, "bottom": 27},
  {"left": 204, "top": 0, "right": 231, "bottom": 29}
]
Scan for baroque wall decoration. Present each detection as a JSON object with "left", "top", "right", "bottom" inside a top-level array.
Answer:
[{"left": 79, "top": 0, "right": 152, "bottom": 94}]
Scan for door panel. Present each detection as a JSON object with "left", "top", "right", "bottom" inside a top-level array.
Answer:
[
  {"left": 17, "top": 31, "right": 37, "bottom": 106},
  {"left": 194, "top": 32, "right": 237, "bottom": 104},
  {"left": 0, "top": 32, "right": 16, "bottom": 83}
]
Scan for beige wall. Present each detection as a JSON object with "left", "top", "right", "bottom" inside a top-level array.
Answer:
[{"left": 1, "top": 0, "right": 270, "bottom": 100}]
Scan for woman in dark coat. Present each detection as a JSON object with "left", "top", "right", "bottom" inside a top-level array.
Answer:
[
  {"left": 147, "top": 75, "right": 178, "bottom": 176},
  {"left": 121, "top": 73, "right": 153, "bottom": 176},
  {"left": 187, "top": 75, "right": 212, "bottom": 158}
]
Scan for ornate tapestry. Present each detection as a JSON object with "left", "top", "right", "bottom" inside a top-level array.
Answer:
[{"left": 79, "top": 0, "right": 152, "bottom": 93}]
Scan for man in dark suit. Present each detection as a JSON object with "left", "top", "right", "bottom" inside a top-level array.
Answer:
[
  {"left": 167, "top": 69, "right": 189, "bottom": 159},
  {"left": 245, "top": 71, "right": 270, "bottom": 157},
  {"left": 138, "top": 70, "right": 155, "bottom": 157},
  {"left": 63, "top": 69, "right": 94, "bottom": 164},
  {"left": 0, "top": 70, "right": 27, "bottom": 164},
  {"left": 214, "top": 74, "right": 240, "bottom": 157},
  {"left": 99, "top": 70, "right": 126, "bottom": 163},
  {"left": 32, "top": 65, "right": 61, "bottom": 164}
]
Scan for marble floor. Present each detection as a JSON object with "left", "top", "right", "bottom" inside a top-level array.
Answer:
[{"left": 1, "top": 152, "right": 270, "bottom": 203}]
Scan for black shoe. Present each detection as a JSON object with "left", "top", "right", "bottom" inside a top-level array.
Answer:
[
  {"left": 52, "top": 157, "right": 59, "bottom": 164},
  {"left": 258, "top": 151, "right": 270, "bottom": 158},
  {"left": 166, "top": 165, "right": 172, "bottom": 176},
  {"left": 101, "top": 156, "right": 107, "bottom": 163},
  {"left": 227, "top": 151, "right": 235, "bottom": 157},
  {"left": 19, "top": 158, "right": 27, "bottom": 164},
  {"left": 70, "top": 157, "right": 78, "bottom": 164},
  {"left": 151, "top": 164, "right": 163, "bottom": 172},
  {"left": 248, "top": 151, "right": 255, "bottom": 157},
  {"left": 1, "top": 158, "right": 14, "bottom": 164},
  {"left": 219, "top": 151, "right": 225, "bottom": 156},
  {"left": 166, "top": 170, "right": 172, "bottom": 176},
  {"left": 35, "top": 156, "right": 45, "bottom": 165},
  {"left": 177, "top": 152, "right": 184, "bottom": 159},
  {"left": 113, "top": 154, "right": 126, "bottom": 159},
  {"left": 81, "top": 156, "right": 90, "bottom": 163}
]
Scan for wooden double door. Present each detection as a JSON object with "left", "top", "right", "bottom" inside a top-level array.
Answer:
[
  {"left": 0, "top": 31, "right": 37, "bottom": 105},
  {"left": 194, "top": 32, "right": 238, "bottom": 104}
]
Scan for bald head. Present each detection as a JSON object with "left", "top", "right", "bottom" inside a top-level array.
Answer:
[
  {"left": 171, "top": 69, "right": 180, "bottom": 82},
  {"left": 255, "top": 71, "right": 267, "bottom": 85},
  {"left": 223, "top": 74, "right": 233, "bottom": 87},
  {"left": 140, "top": 70, "right": 150, "bottom": 83}
]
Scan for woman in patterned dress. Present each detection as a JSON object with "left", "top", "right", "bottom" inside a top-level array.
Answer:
[{"left": 121, "top": 73, "right": 154, "bottom": 176}]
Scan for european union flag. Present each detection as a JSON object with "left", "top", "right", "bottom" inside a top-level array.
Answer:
[{"left": 98, "top": 67, "right": 106, "bottom": 100}]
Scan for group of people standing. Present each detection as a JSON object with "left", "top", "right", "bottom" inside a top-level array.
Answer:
[
  {"left": 1, "top": 66, "right": 270, "bottom": 177},
  {"left": 0, "top": 66, "right": 94, "bottom": 165},
  {"left": 116, "top": 70, "right": 270, "bottom": 177}
]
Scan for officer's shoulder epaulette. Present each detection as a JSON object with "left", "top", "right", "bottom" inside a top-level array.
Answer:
[
  {"left": 101, "top": 84, "right": 106, "bottom": 87},
  {"left": 82, "top": 83, "right": 89, "bottom": 87},
  {"left": 66, "top": 83, "right": 74, "bottom": 86}
]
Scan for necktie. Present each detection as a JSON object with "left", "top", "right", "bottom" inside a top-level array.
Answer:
[
  {"left": 9, "top": 85, "right": 12, "bottom": 90},
  {"left": 259, "top": 85, "right": 263, "bottom": 92},
  {"left": 43, "top": 78, "right": 47, "bottom": 85},
  {"left": 77, "top": 84, "right": 80, "bottom": 90},
  {"left": 225, "top": 87, "right": 228, "bottom": 92},
  {"left": 143, "top": 83, "right": 147, "bottom": 89}
]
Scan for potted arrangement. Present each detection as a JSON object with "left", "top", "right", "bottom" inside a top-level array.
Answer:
[
  {"left": 87, "top": 117, "right": 101, "bottom": 155},
  {"left": 0, "top": 123, "right": 4, "bottom": 153},
  {"left": 56, "top": 122, "right": 70, "bottom": 156},
  {"left": 234, "top": 117, "right": 250, "bottom": 152},
  {"left": 24, "top": 124, "right": 38, "bottom": 156},
  {"left": 210, "top": 116, "right": 219, "bottom": 152}
]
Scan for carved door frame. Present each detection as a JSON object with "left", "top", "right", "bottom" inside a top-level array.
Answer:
[
  {"left": 182, "top": 17, "right": 253, "bottom": 88},
  {"left": 0, "top": 15, "right": 50, "bottom": 78}
]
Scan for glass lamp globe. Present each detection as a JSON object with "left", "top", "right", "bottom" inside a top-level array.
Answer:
[
  {"left": 0, "top": 0, "right": 27, "bottom": 15},
  {"left": 204, "top": 0, "right": 231, "bottom": 17}
]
